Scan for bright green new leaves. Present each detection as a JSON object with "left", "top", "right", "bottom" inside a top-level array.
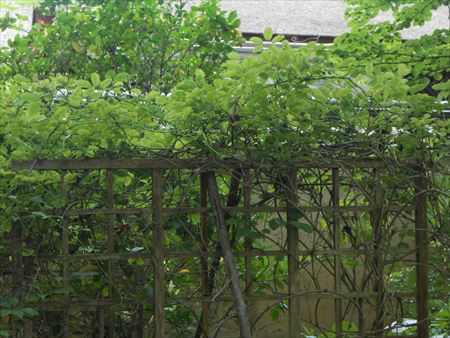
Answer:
[
  {"left": 164, "top": 40, "right": 448, "bottom": 162},
  {"left": 0, "top": 0, "right": 447, "bottom": 166},
  {"left": 90, "top": 73, "right": 101, "bottom": 87},
  {"left": 263, "top": 27, "right": 273, "bottom": 41},
  {"left": 0, "top": 74, "right": 169, "bottom": 163},
  {"left": 345, "top": 0, "right": 446, "bottom": 29}
]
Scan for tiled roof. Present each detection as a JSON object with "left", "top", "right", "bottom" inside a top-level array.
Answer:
[
  {"left": 0, "top": 1, "right": 448, "bottom": 48},
  {"left": 188, "top": 0, "right": 449, "bottom": 40}
]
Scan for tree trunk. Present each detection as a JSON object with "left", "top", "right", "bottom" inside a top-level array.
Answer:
[
  {"left": 206, "top": 171, "right": 252, "bottom": 338},
  {"left": 194, "top": 170, "right": 242, "bottom": 338}
]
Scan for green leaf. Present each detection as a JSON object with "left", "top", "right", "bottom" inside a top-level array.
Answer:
[
  {"left": 270, "top": 307, "right": 280, "bottom": 321},
  {"left": 0, "top": 309, "right": 12, "bottom": 317},
  {"left": 432, "top": 81, "right": 449, "bottom": 91},
  {"left": 53, "top": 286, "right": 74, "bottom": 295},
  {"left": 76, "top": 79, "right": 92, "bottom": 88},
  {"left": 31, "top": 211, "right": 47, "bottom": 219},
  {"left": 241, "top": 230, "right": 261, "bottom": 240},
  {"left": 71, "top": 41, "right": 83, "bottom": 53},
  {"left": 145, "top": 91, "right": 159, "bottom": 100},
  {"left": 397, "top": 64, "right": 410, "bottom": 76},
  {"left": 289, "top": 221, "right": 313, "bottom": 233},
  {"left": 115, "top": 72, "right": 129, "bottom": 82},
  {"left": 99, "top": 78, "right": 112, "bottom": 89},
  {"left": 71, "top": 271, "right": 98, "bottom": 278},
  {"left": 269, "top": 218, "right": 285, "bottom": 230},
  {"left": 0, "top": 309, "right": 23, "bottom": 319},
  {"left": 398, "top": 242, "right": 410, "bottom": 249},
  {"left": 263, "top": 27, "right": 273, "bottom": 41},
  {"left": 250, "top": 36, "right": 263, "bottom": 44},
  {"left": 20, "top": 92, "right": 40, "bottom": 103},
  {"left": 228, "top": 52, "right": 240, "bottom": 60},
  {"left": 232, "top": 154, "right": 247, "bottom": 161},
  {"left": 289, "top": 209, "right": 304, "bottom": 221},
  {"left": 21, "top": 307, "right": 39, "bottom": 316},
  {"left": 365, "top": 63, "right": 374, "bottom": 76},
  {"left": 195, "top": 68, "right": 205, "bottom": 78},
  {"left": 253, "top": 44, "right": 264, "bottom": 53},
  {"left": 272, "top": 34, "right": 285, "bottom": 43},
  {"left": 344, "top": 258, "right": 360, "bottom": 268},
  {"left": 91, "top": 73, "right": 101, "bottom": 87},
  {"left": 13, "top": 74, "right": 28, "bottom": 83},
  {"left": 16, "top": 14, "right": 29, "bottom": 21},
  {"left": 228, "top": 10, "right": 238, "bottom": 23}
]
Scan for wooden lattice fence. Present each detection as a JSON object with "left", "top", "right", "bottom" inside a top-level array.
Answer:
[{"left": 8, "top": 158, "right": 429, "bottom": 338}]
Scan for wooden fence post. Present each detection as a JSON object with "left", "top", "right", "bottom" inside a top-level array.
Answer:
[
  {"left": 332, "top": 168, "right": 342, "bottom": 337},
  {"left": 244, "top": 170, "right": 253, "bottom": 325},
  {"left": 61, "top": 171, "right": 70, "bottom": 338},
  {"left": 372, "top": 169, "right": 385, "bottom": 335},
  {"left": 286, "top": 169, "right": 299, "bottom": 338},
  {"left": 153, "top": 168, "right": 165, "bottom": 338},
  {"left": 12, "top": 192, "right": 24, "bottom": 337},
  {"left": 106, "top": 169, "right": 116, "bottom": 338},
  {"left": 200, "top": 173, "right": 210, "bottom": 337},
  {"left": 99, "top": 309, "right": 105, "bottom": 338},
  {"left": 415, "top": 169, "right": 428, "bottom": 338}
]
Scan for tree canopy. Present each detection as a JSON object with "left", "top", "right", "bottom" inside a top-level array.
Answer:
[{"left": 0, "top": 0, "right": 447, "bottom": 163}]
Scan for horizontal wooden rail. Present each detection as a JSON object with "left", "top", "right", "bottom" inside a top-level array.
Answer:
[
  {"left": 24, "top": 247, "right": 415, "bottom": 262},
  {"left": 26, "top": 291, "right": 416, "bottom": 309},
  {"left": 11, "top": 158, "right": 415, "bottom": 171},
  {"left": 54, "top": 204, "right": 412, "bottom": 216}
]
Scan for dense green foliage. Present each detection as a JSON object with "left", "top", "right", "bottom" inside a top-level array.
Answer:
[
  {"left": 0, "top": 0, "right": 448, "bottom": 336},
  {"left": 1, "top": 0, "right": 242, "bottom": 92}
]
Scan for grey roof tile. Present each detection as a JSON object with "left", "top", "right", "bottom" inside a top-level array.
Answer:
[{"left": 188, "top": 0, "right": 449, "bottom": 39}]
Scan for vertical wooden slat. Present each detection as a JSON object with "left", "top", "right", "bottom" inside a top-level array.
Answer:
[
  {"left": 357, "top": 298, "right": 365, "bottom": 337},
  {"left": 244, "top": 170, "right": 253, "bottom": 324},
  {"left": 415, "top": 169, "right": 428, "bottom": 338},
  {"left": 23, "top": 319, "right": 33, "bottom": 338},
  {"left": 11, "top": 189, "right": 24, "bottom": 337},
  {"left": 372, "top": 169, "right": 385, "bottom": 334},
  {"left": 61, "top": 171, "right": 70, "bottom": 338},
  {"left": 106, "top": 169, "right": 116, "bottom": 338},
  {"left": 99, "top": 309, "right": 105, "bottom": 338},
  {"left": 153, "top": 168, "right": 165, "bottom": 338},
  {"left": 11, "top": 221, "right": 23, "bottom": 296},
  {"left": 200, "top": 173, "right": 210, "bottom": 337},
  {"left": 332, "top": 169, "right": 342, "bottom": 337},
  {"left": 286, "top": 169, "right": 300, "bottom": 338},
  {"left": 134, "top": 266, "right": 145, "bottom": 338}
]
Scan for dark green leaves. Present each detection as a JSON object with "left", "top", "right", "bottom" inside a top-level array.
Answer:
[
  {"left": 268, "top": 210, "right": 313, "bottom": 233},
  {"left": 269, "top": 218, "right": 285, "bottom": 230},
  {"left": 288, "top": 209, "right": 305, "bottom": 221},
  {"left": 289, "top": 221, "right": 314, "bottom": 233}
]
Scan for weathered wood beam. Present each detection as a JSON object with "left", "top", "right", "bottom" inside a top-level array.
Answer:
[
  {"left": 11, "top": 158, "right": 402, "bottom": 171},
  {"left": 56, "top": 204, "right": 412, "bottom": 216}
]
